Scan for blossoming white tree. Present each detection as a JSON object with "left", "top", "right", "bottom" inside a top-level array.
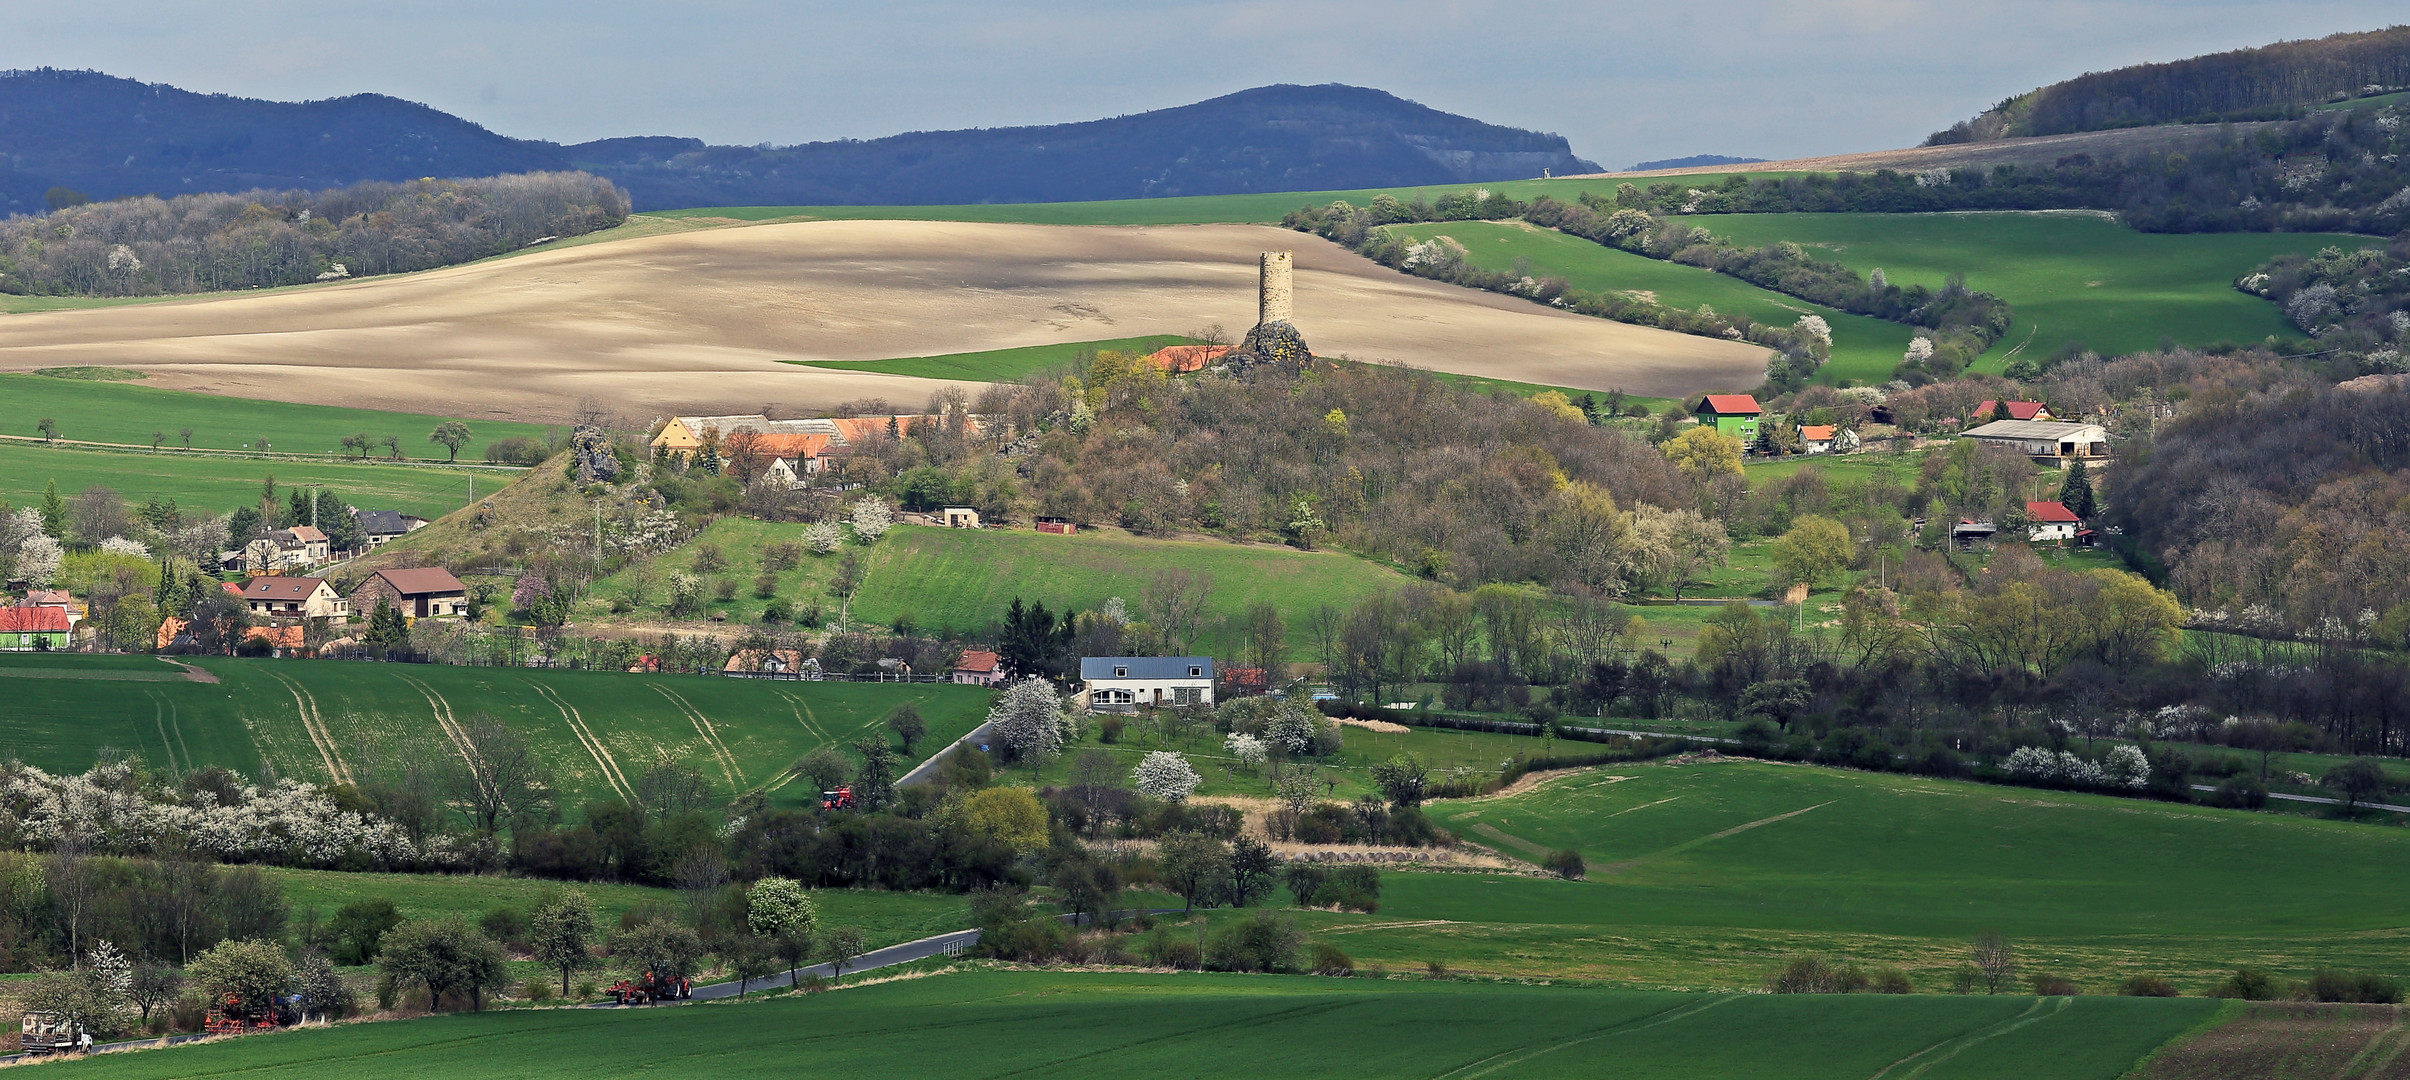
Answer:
[
  {"left": 1224, "top": 733, "right": 1268, "bottom": 769},
  {"left": 1793, "top": 315, "right": 1832, "bottom": 349},
  {"left": 1133, "top": 751, "right": 1201, "bottom": 803},
  {"left": 801, "top": 521, "right": 844, "bottom": 554},
  {"left": 849, "top": 498, "right": 894, "bottom": 542},
  {"left": 1903, "top": 337, "right": 1935, "bottom": 366},
  {"left": 16, "top": 533, "right": 63, "bottom": 586},
  {"left": 97, "top": 536, "right": 149, "bottom": 558},
  {"left": 988, "top": 676, "right": 1065, "bottom": 765}
]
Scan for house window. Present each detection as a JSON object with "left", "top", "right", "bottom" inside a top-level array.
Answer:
[
  {"left": 1114, "top": 666, "right": 1128, "bottom": 678},
  {"left": 1189, "top": 666, "right": 1202, "bottom": 678},
  {"left": 1095, "top": 689, "right": 1134, "bottom": 705},
  {"left": 1173, "top": 687, "right": 1202, "bottom": 705}
]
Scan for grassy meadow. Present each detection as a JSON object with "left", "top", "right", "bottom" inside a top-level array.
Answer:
[
  {"left": 1386, "top": 220, "right": 1913, "bottom": 386},
  {"left": 1692, "top": 211, "right": 2363, "bottom": 366},
  {"left": 791, "top": 334, "right": 1203, "bottom": 381},
  {"left": 592, "top": 519, "right": 1411, "bottom": 655},
  {"left": 1269, "top": 759, "right": 2410, "bottom": 990},
  {"left": 50, "top": 968, "right": 2216, "bottom": 1080},
  {"left": 0, "top": 441, "right": 504, "bottom": 521},
  {"left": 0, "top": 654, "right": 992, "bottom": 810},
  {"left": 0, "top": 371, "right": 553, "bottom": 460}
]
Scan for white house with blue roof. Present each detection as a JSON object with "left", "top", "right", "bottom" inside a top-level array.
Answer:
[{"left": 1081, "top": 656, "right": 1216, "bottom": 711}]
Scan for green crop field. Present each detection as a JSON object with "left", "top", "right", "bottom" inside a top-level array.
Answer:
[
  {"left": 0, "top": 655, "right": 992, "bottom": 810},
  {"left": 0, "top": 372, "right": 553, "bottom": 459},
  {"left": 1387, "top": 220, "right": 1912, "bottom": 386},
  {"left": 791, "top": 334, "right": 1204, "bottom": 381},
  {"left": 49, "top": 968, "right": 2216, "bottom": 1079},
  {"left": 1236, "top": 759, "right": 2410, "bottom": 990},
  {"left": 591, "top": 519, "right": 1410, "bottom": 654},
  {"left": 999, "top": 708, "right": 1547, "bottom": 802},
  {"left": 1691, "top": 211, "right": 2368, "bottom": 366},
  {"left": 0, "top": 441, "right": 505, "bottom": 521}
]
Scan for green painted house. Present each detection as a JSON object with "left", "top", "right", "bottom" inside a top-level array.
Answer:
[
  {"left": 0, "top": 605, "right": 71, "bottom": 650},
  {"left": 1696, "top": 394, "right": 1763, "bottom": 441}
]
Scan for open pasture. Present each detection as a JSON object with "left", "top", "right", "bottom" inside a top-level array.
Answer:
[
  {"left": 1388, "top": 220, "right": 1913, "bottom": 386},
  {"left": 1283, "top": 760, "right": 2410, "bottom": 989},
  {"left": 0, "top": 372, "right": 550, "bottom": 459},
  {"left": 593, "top": 518, "right": 1411, "bottom": 655},
  {"left": 1692, "top": 211, "right": 2365, "bottom": 364},
  {"left": 48, "top": 968, "right": 2215, "bottom": 1080},
  {"left": 0, "top": 655, "right": 991, "bottom": 809},
  {"left": 0, "top": 441, "right": 502, "bottom": 521},
  {"left": 792, "top": 334, "right": 1202, "bottom": 382}
]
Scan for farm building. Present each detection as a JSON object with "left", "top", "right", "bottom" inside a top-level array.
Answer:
[
  {"left": 351, "top": 568, "right": 468, "bottom": 619},
  {"left": 725, "top": 648, "right": 811, "bottom": 675},
  {"left": 653, "top": 414, "right": 974, "bottom": 463},
  {"left": 941, "top": 507, "right": 982, "bottom": 529},
  {"left": 1035, "top": 516, "right": 1077, "bottom": 535},
  {"left": 1695, "top": 395, "right": 1762, "bottom": 441},
  {"left": 19, "top": 589, "right": 84, "bottom": 629},
  {"left": 1961, "top": 419, "right": 2110, "bottom": 464},
  {"left": 1951, "top": 521, "right": 1998, "bottom": 549},
  {"left": 1082, "top": 656, "right": 1216, "bottom": 711},
  {"left": 0, "top": 606, "right": 71, "bottom": 650},
  {"left": 1972, "top": 400, "right": 2053, "bottom": 423},
  {"left": 952, "top": 649, "right": 1004, "bottom": 687},
  {"left": 2026, "top": 500, "right": 2080, "bottom": 542},
  {"left": 1147, "top": 344, "right": 1235, "bottom": 373},
  {"left": 237, "top": 576, "right": 348, "bottom": 621}
]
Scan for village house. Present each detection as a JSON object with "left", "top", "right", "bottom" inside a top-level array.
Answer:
[
  {"left": 354, "top": 510, "right": 428, "bottom": 547},
  {"left": 244, "top": 525, "right": 333, "bottom": 574},
  {"left": 2026, "top": 500, "right": 2081, "bottom": 542},
  {"left": 18, "top": 589, "right": 85, "bottom": 629},
  {"left": 0, "top": 606, "right": 71, "bottom": 650},
  {"left": 1961, "top": 419, "right": 2111, "bottom": 465},
  {"left": 1972, "top": 399, "right": 2053, "bottom": 423},
  {"left": 238, "top": 575, "right": 349, "bottom": 621},
  {"left": 275, "top": 526, "right": 331, "bottom": 563},
  {"left": 350, "top": 567, "right": 469, "bottom": 619},
  {"left": 940, "top": 507, "right": 982, "bottom": 529},
  {"left": 1082, "top": 656, "right": 1216, "bottom": 711},
  {"left": 1695, "top": 394, "right": 1762, "bottom": 442},
  {"left": 1800, "top": 425, "right": 1836, "bottom": 454},
  {"left": 952, "top": 648, "right": 1003, "bottom": 687},
  {"left": 1146, "top": 343, "right": 1235, "bottom": 373},
  {"left": 724, "top": 648, "right": 811, "bottom": 675}
]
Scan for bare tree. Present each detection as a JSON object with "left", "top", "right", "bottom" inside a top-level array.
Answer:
[
  {"left": 1144, "top": 570, "right": 1214, "bottom": 655},
  {"left": 1306, "top": 604, "right": 1342, "bottom": 673},
  {"left": 673, "top": 844, "right": 729, "bottom": 923},
  {"left": 450, "top": 713, "right": 553, "bottom": 834},
  {"left": 46, "top": 832, "right": 95, "bottom": 965},
  {"left": 1240, "top": 602, "right": 1287, "bottom": 679},
  {"left": 1971, "top": 933, "right": 2016, "bottom": 994}
]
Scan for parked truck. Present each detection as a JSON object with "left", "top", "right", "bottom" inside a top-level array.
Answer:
[{"left": 18, "top": 1012, "right": 82, "bottom": 1055}]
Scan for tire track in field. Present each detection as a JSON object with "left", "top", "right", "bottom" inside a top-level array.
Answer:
[
  {"left": 395, "top": 672, "right": 488, "bottom": 794},
  {"left": 161, "top": 694, "right": 194, "bottom": 772},
  {"left": 1437, "top": 995, "right": 1739, "bottom": 1080},
  {"left": 773, "top": 689, "right": 830, "bottom": 742},
  {"left": 525, "top": 679, "right": 637, "bottom": 806},
  {"left": 1605, "top": 800, "right": 1836, "bottom": 873},
  {"left": 979, "top": 999, "right": 1361, "bottom": 1080},
  {"left": 144, "top": 692, "right": 182, "bottom": 776},
  {"left": 651, "top": 684, "right": 741, "bottom": 788},
  {"left": 266, "top": 670, "right": 353, "bottom": 784},
  {"left": 1867, "top": 995, "right": 2068, "bottom": 1080}
]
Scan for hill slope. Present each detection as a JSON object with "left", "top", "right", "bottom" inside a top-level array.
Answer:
[
  {"left": 0, "top": 72, "right": 1595, "bottom": 212},
  {"left": 1930, "top": 25, "right": 2410, "bottom": 142},
  {"left": 0, "top": 219, "right": 1769, "bottom": 416}
]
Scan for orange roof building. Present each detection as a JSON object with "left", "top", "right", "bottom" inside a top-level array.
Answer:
[{"left": 1147, "top": 344, "right": 1235, "bottom": 373}]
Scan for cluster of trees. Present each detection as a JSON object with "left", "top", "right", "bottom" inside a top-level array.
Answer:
[
  {"left": 1929, "top": 26, "right": 2410, "bottom": 140},
  {"left": 0, "top": 172, "right": 628, "bottom": 297},
  {"left": 2240, "top": 237, "right": 2410, "bottom": 371}
]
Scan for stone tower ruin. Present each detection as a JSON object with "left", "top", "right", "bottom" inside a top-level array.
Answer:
[
  {"left": 1234, "top": 250, "right": 1310, "bottom": 369},
  {"left": 1259, "top": 250, "right": 1294, "bottom": 324}
]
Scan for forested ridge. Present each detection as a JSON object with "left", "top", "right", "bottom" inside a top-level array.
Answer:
[
  {"left": 1930, "top": 25, "right": 2410, "bottom": 142},
  {"left": 0, "top": 172, "right": 628, "bottom": 297}
]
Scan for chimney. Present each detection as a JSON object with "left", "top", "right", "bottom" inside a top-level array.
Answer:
[{"left": 1259, "top": 251, "right": 1293, "bottom": 325}]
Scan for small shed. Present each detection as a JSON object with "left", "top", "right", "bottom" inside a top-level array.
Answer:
[
  {"left": 1035, "top": 516, "right": 1077, "bottom": 535},
  {"left": 941, "top": 506, "right": 982, "bottom": 529},
  {"left": 2025, "top": 501, "right": 2080, "bottom": 542}
]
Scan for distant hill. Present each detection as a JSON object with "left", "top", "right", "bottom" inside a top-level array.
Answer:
[
  {"left": 1625, "top": 154, "right": 1767, "bottom": 171},
  {"left": 0, "top": 71, "right": 1598, "bottom": 213},
  {"left": 1929, "top": 25, "right": 2410, "bottom": 143}
]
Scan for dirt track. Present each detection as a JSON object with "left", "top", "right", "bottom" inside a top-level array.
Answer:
[{"left": 0, "top": 221, "right": 1767, "bottom": 421}]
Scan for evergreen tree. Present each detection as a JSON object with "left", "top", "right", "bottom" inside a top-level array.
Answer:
[
  {"left": 365, "top": 598, "right": 409, "bottom": 652},
  {"left": 40, "top": 478, "right": 65, "bottom": 537},
  {"left": 2060, "top": 461, "right": 2098, "bottom": 519}
]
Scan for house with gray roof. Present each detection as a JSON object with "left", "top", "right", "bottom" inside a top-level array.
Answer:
[{"left": 1081, "top": 656, "right": 1216, "bottom": 711}]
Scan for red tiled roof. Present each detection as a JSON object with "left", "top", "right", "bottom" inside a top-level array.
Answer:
[
  {"left": 245, "top": 624, "right": 307, "bottom": 648},
  {"left": 1147, "top": 344, "right": 1236, "bottom": 374},
  {"left": 23, "top": 589, "right": 74, "bottom": 605},
  {"left": 1701, "top": 394, "right": 1762, "bottom": 415},
  {"left": 0, "top": 607, "right": 70, "bottom": 633},
  {"left": 1977, "top": 400, "right": 2048, "bottom": 420},
  {"left": 1799, "top": 425, "right": 1835, "bottom": 441},
  {"left": 239, "top": 576, "right": 330, "bottom": 600},
  {"left": 282, "top": 526, "right": 328, "bottom": 542},
  {"left": 955, "top": 649, "right": 1000, "bottom": 674},
  {"left": 748, "top": 433, "right": 833, "bottom": 459},
  {"left": 2027, "top": 500, "right": 2080, "bottom": 524},
  {"left": 157, "top": 616, "right": 188, "bottom": 650},
  {"left": 371, "top": 568, "right": 466, "bottom": 596}
]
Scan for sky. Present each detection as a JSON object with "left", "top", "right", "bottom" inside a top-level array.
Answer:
[{"left": 6, "top": 2, "right": 2405, "bottom": 167}]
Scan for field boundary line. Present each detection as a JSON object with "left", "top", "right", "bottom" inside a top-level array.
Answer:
[
  {"left": 525, "top": 679, "right": 638, "bottom": 806},
  {"left": 651, "top": 685, "right": 742, "bottom": 787},
  {"left": 396, "top": 672, "right": 487, "bottom": 795},
  {"left": 1468, "top": 823, "right": 1554, "bottom": 860},
  {"left": 267, "top": 670, "right": 353, "bottom": 784}
]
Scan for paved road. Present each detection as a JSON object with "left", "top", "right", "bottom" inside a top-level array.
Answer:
[{"left": 2189, "top": 783, "right": 2410, "bottom": 814}]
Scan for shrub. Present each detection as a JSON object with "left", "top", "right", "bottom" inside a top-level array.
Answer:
[
  {"left": 1141, "top": 927, "right": 1202, "bottom": 970},
  {"left": 1544, "top": 848, "right": 1586, "bottom": 880},
  {"left": 1871, "top": 967, "right": 1914, "bottom": 994},
  {"left": 1203, "top": 912, "right": 1303, "bottom": 973},
  {"left": 762, "top": 600, "right": 791, "bottom": 623},
  {"left": 574, "top": 980, "right": 598, "bottom": 1001},
  {"left": 1310, "top": 943, "right": 1355, "bottom": 975},
  {"left": 480, "top": 906, "right": 531, "bottom": 950},
  {"left": 2122, "top": 975, "right": 2179, "bottom": 997},
  {"left": 713, "top": 578, "right": 739, "bottom": 603},
  {"left": 2309, "top": 969, "right": 2404, "bottom": 1004},
  {"left": 2211, "top": 774, "right": 2269, "bottom": 809},
  {"left": 2209, "top": 968, "right": 2280, "bottom": 1000},
  {"left": 1098, "top": 715, "right": 1124, "bottom": 744},
  {"left": 520, "top": 979, "right": 553, "bottom": 1002},
  {"left": 485, "top": 437, "right": 549, "bottom": 466},
  {"left": 1768, "top": 956, "right": 1872, "bottom": 994},
  {"left": 2031, "top": 974, "right": 2080, "bottom": 996}
]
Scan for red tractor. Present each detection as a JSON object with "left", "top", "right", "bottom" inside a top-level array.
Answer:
[
  {"left": 608, "top": 968, "right": 693, "bottom": 1005},
  {"left": 820, "top": 785, "right": 855, "bottom": 811},
  {"left": 203, "top": 992, "right": 296, "bottom": 1036}
]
